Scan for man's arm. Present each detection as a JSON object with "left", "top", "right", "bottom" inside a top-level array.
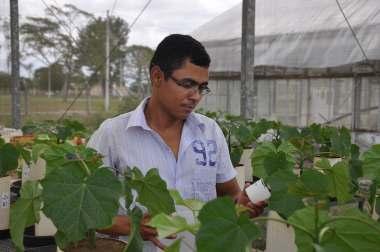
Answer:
[{"left": 99, "top": 215, "right": 165, "bottom": 249}]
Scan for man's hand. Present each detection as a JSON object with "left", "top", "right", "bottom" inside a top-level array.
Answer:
[
  {"left": 99, "top": 214, "right": 175, "bottom": 250},
  {"left": 235, "top": 183, "right": 267, "bottom": 218}
]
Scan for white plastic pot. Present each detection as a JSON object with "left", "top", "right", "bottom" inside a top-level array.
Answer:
[
  {"left": 22, "top": 158, "right": 47, "bottom": 183},
  {"left": 245, "top": 179, "right": 271, "bottom": 204},
  {"left": 0, "top": 176, "right": 11, "bottom": 230},
  {"left": 21, "top": 158, "right": 57, "bottom": 236}
]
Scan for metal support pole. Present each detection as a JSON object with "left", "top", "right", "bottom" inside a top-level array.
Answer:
[
  {"left": 240, "top": 0, "right": 256, "bottom": 119},
  {"left": 10, "top": 0, "right": 21, "bottom": 128},
  {"left": 105, "top": 10, "right": 110, "bottom": 112}
]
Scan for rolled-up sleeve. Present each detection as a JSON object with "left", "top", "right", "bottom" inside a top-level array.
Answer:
[{"left": 87, "top": 120, "right": 116, "bottom": 170}]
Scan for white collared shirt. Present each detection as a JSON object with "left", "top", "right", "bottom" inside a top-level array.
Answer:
[{"left": 88, "top": 98, "right": 236, "bottom": 202}]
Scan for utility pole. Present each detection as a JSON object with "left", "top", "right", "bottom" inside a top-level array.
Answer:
[
  {"left": 240, "top": 0, "right": 256, "bottom": 119},
  {"left": 10, "top": 0, "right": 21, "bottom": 128},
  {"left": 105, "top": 10, "right": 110, "bottom": 112}
]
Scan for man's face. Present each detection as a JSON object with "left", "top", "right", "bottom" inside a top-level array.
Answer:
[{"left": 155, "top": 59, "right": 209, "bottom": 120}]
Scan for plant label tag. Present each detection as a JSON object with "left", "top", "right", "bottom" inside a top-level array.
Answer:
[
  {"left": 23, "top": 164, "right": 31, "bottom": 179},
  {"left": 0, "top": 192, "right": 10, "bottom": 208}
]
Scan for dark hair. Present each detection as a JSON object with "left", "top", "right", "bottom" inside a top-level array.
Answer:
[{"left": 149, "top": 34, "right": 210, "bottom": 79}]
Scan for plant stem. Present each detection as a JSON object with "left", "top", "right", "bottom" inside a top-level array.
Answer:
[
  {"left": 79, "top": 158, "right": 91, "bottom": 176},
  {"left": 314, "top": 204, "right": 319, "bottom": 243},
  {"left": 320, "top": 216, "right": 380, "bottom": 233},
  {"left": 252, "top": 217, "right": 314, "bottom": 240},
  {"left": 88, "top": 229, "right": 96, "bottom": 248}
]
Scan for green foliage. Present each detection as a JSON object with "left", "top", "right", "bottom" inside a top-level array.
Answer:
[
  {"left": 33, "top": 63, "right": 65, "bottom": 91},
  {"left": 77, "top": 15, "right": 129, "bottom": 86},
  {"left": 125, "top": 45, "right": 154, "bottom": 98},
  {"left": 125, "top": 167, "right": 175, "bottom": 216},
  {"left": 41, "top": 164, "right": 122, "bottom": 244},
  {"left": 22, "top": 119, "right": 88, "bottom": 143},
  {"left": 196, "top": 197, "right": 261, "bottom": 252},
  {"left": 362, "top": 144, "right": 380, "bottom": 186},
  {"left": 0, "top": 143, "right": 20, "bottom": 177},
  {"left": 149, "top": 213, "right": 194, "bottom": 238},
  {"left": 288, "top": 207, "right": 329, "bottom": 252},
  {"left": 124, "top": 207, "right": 144, "bottom": 252},
  {"left": 10, "top": 181, "right": 42, "bottom": 252}
]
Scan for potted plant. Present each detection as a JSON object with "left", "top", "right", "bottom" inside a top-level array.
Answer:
[
  {"left": 10, "top": 141, "right": 123, "bottom": 251},
  {"left": 0, "top": 137, "right": 22, "bottom": 233}
]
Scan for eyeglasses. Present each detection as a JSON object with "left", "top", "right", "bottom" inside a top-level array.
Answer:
[{"left": 169, "top": 76, "right": 211, "bottom": 95}]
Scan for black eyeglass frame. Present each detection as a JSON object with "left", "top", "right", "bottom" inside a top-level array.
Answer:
[{"left": 169, "top": 75, "right": 211, "bottom": 95}]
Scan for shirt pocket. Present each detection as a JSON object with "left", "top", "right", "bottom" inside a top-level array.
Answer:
[{"left": 191, "top": 166, "right": 217, "bottom": 202}]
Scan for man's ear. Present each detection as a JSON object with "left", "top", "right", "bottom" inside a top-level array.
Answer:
[{"left": 150, "top": 65, "right": 163, "bottom": 87}]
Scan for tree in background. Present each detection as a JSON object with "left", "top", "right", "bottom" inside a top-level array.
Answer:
[
  {"left": 77, "top": 16, "right": 129, "bottom": 96},
  {"left": 34, "top": 63, "right": 65, "bottom": 93},
  {"left": 20, "top": 4, "right": 93, "bottom": 100},
  {"left": 124, "top": 45, "right": 153, "bottom": 99}
]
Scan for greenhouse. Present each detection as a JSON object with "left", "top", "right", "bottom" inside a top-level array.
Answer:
[
  {"left": 1, "top": 0, "right": 380, "bottom": 251},
  {"left": 193, "top": 0, "right": 380, "bottom": 137}
]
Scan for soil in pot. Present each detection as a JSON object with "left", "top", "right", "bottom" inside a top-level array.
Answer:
[{"left": 65, "top": 238, "right": 127, "bottom": 252}]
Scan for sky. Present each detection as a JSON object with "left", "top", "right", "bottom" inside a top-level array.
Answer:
[
  {"left": 0, "top": 0, "right": 241, "bottom": 73},
  {"left": 2, "top": 0, "right": 241, "bottom": 48}
]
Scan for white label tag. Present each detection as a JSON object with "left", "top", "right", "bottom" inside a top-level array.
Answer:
[
  {"left": 23, "top": 164, "right": 31, "bottom": 180},
  {"left": 0, "top": 192, "right": 10, "bottom": 208}
]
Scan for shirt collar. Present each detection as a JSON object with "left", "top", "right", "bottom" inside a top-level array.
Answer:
[
  {"left": 125, "top": 97, "right": 151, "bottom": 131},
  {"left": 125, "top": 97, "right": 206, "bottom": 133}
]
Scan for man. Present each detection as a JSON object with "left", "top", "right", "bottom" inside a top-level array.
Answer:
[{"left": 88, "top": 34, "right": 265, "bottom": 250}]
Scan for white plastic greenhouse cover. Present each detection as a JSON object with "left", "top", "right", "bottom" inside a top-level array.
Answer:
[{"left": 191, "top": 0, "right": 380, "bottom": 72}]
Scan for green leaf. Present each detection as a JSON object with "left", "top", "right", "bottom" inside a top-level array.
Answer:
[
  {"left": 0, "top": 143, "right": 20, "bottom": 177},
  {"left": 263, "top": 151, "right": 293, "bottom": 176},
  {"left": 362, "top": 144, "right": 380, "bottom": 187},
  {"left": 124, "top": 207, "right": 143, "bottom": 252},
  {"left": 128, "top": 168, "right": 175, "bottom": 216},
  {"left": 230, "top": 146, "right": 243, "bottom": 167},
  {"left": 41, "top": 165, "right": 122, "bottom": 244},
  {"left": 196, "top": 197, "right": 261, "bottom": 252},
  {"left": 164, "top": 239, "right": 182, "bottom": 252},
  {"left": 330, "top": 127, "right": 351, "bottom": 158},
  {"left": 315, "top": 159, "right": 352, "bottom": 203},
  {"left": 290, "top": 169, "right": 329, "bottom": 199},
  {"left": 169, "top": 190, "right": 204, "bottom": 212},
  {"left": 267, "top": 169, "right": 304, "bottom": 217},
  {"left": 149, "top": 213, "right": 192, "bottom": 238},
  {"left": 10, "top": 181, "right": 42, "bottom": 252},
  {"left": 251, "top": 142, "right": 276, "bottom": 178},
  {"left": 320, "top": 208, "right": 380, "bottom": 251},
  {"left": 288, "top": 206, "right": 328, "bottom": 252}
]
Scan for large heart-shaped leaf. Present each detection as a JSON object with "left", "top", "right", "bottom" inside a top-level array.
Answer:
[
  {"left": 127, "top": 168, "right": 175, "bottom": 216},
  {"left": 288, "top": 207, "right": 328, "bottom": 252},
  {"left": 266, "top": 169, "right": 304, "bottom": 217},
  {"left": 10, "top": 181, "right": 42, "bottom": 252},
  {"left": 196, "top": 197, "right": 261, "bottom": 252},
  {"left": 319, "top": 208, "right": 380, "bottom": 251},
  {"left": 149, "top": 213, "right": 194, "bottom": 238},
  {"left": 315, "top": 159, "right": 352, "bottom": 203},
  {"left": 0, "top": 143, "right": 20, "bottom": 177},
  {"left": 169, "top": 190, "right": 204, "bottom": 212},
  {"left": 41, "top": 163, "right": 122, "bottom": 243}
]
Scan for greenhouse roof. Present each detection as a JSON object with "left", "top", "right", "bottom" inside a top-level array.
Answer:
[{"left": 191, "top": 0, "right": 380, "bottom": 71}]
